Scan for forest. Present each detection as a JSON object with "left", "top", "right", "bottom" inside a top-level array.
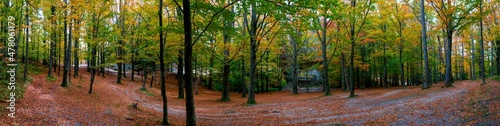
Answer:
[{"left": 1, "top": 0, "right": 499, "bottom": 125}]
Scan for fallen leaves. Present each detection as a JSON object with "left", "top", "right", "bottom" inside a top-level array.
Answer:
[{"left": 1, "top": 67, "right": 499, "bottom": 125}]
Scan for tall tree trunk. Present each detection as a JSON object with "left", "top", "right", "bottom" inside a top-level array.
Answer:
[
  {"left": 182, "top": 0, "right": 196, "bottom": 124},
  {"left": 159, "top": 0, "right": 169, "bottom": 125},
  {"left": 247, "top": 2, "right": 257, "bottom": 104},
  {"left": 444, "top": 29, "right": 454, "bottom": 87},
  {"left": 116, "top": 0, "right": 123, "bottom": 84},
  {"left": 24, "top": 2, "right": 29, "bottom": 81},
  {"left": 421, "top": 0, "right": 430, "bottom": 89},
  {"left": 61, "top": 0, "right": 70, "bottom": 87},
  {"left": 348, "top": 0, "right": 358, "bottom": 97},
  {"left": 89, "top": 13, "right": 98, "bottom": 94},
  {"left": 68, "top": 18, "right": 72, "bottom": 83},
  {"left": 89, "top": 45, "right": 97, "bottom": 93},
  {"left": 320, "top": 17, "right": 331, "bottom": 95},
  {"left": 74, "top": 19, "right": 80, "bottom": 78},
  {"left": 48, "top": 6, "right": 56, "bottom": 77},
  {"left": 479, "top": 0, "right": 486, "bottom": 84},
  {"left": 221, "top": 26, "right": 231, "bottom": 101}
]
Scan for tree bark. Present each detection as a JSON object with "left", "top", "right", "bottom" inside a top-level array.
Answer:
[
  {"left": 247, "top": 1, "right": 257, "bottom": 104},
  {"left": 61, "top": 0, "right": 70, "bottom": 87},
  {"left": 444, "top": 29, "right": 454, "bottom": 87},
  {"left": 320, "top": 17, "right": 331, "bottom": 95},
  {"left": 182, "top": 0, "right": 196, "bottom": 124},
  {"left": 421, "top": 0, "right": 430, "bottom": 89},
  {"left": 479, "top": 0, "right": 486, "bottom": 84},
  {"left": 48, "top": 6, "right": 56, "bottom": 77},
  {"left": 159, "top": 0, "right": 169, "bottom": 125},
  {"left": 24, "top": 2, "right": 29, "bottom": 81},
  {"left": 116, "top": 0, "right": 123, "bottom": 84},
  {"left": 89, "top": 13, "right": 98, "bottom": 94},
  {"left": 221, "top": 25, "right": 231, "bottom": 101}
]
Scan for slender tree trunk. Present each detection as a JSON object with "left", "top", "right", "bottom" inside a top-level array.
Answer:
[
  {"left": 89, "top": 45, "right": 97, "bottom": 93},
  {"left": 479, "top": 0, "right": 486, "bottom": 84},
  {"left": 74, "top": 19, "right": 80, "bottom": 78},
  {"left": 320, "top": 17, "right": 331, "bottom": 95},
  {"left": 182, "top": 0, "right": 196, "bottom": 124},
  {"left": 61, "top": 0, "right": 70, "bottom": 87},
  {"left": 89, "top": 13, "right": 98, "bottom": 94},
  {"left": 159, "top": 0, "right": 169, "bottom": 125},
  {"left": 24, "top": 2, "right": 29, "bottom": 81},
  {"left": 116, "top": 0, "right": 123, "bottom": 84},
  {"left": 421, "top": 0, "right": 430, "bottom": 89},
  {"left": 348, "top": 0, "right": 358, "bottom": 97},
  {"left": 48, "top": 6, "right": 56, "bottom": 77},
  {"left": 67, "top": 7, "right": 73, "bottom": 83},
  {"left": 247, "top": 2, "right": 258, "bottom": 104},
  {"left": 444, "top": 29, "right": 454, "bottom": 87},
  {"left": 221, "top": 27, "right": 231, "bottom": 101}
]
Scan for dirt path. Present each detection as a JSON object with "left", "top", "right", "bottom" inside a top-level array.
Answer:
[{"left": 2, "top": 66, "right": 499, "bottom": 125}]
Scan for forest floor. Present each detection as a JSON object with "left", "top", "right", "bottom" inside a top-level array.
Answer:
[{"left": 1, "top": 66, "right": 499, "bottom": 125}]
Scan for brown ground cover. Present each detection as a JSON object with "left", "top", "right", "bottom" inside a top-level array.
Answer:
[{"left": 1, "top": 66, "right": 499, "bottom": 125}]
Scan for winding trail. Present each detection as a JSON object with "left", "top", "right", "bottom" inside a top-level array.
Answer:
[{"left": 3, "top": 65, "right": 499, "bottom": 125}]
